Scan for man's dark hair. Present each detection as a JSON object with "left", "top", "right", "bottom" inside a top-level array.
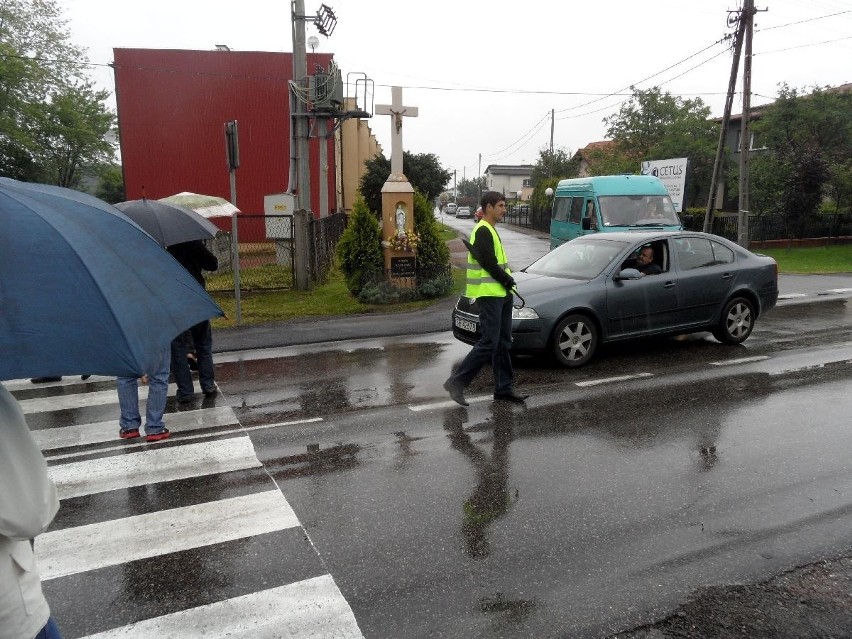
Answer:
[{"left": 480, "top": 190, "right": 506, "bottom": 211}]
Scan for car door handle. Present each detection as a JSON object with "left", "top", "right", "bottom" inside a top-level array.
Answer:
[{"left": 663, "top": 281, "right": 676, "bottom": 288}]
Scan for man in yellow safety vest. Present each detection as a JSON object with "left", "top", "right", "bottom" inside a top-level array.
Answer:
[{"left": 443, "top": 191, "right": 528, "bottom": 406}]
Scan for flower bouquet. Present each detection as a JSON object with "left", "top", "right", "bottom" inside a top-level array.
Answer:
[{"left": 389, "top": 230, "right": 420, "bottom": 252}]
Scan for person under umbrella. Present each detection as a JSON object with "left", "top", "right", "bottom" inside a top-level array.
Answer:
[
  {"left": 167, "top": 240, "right": 219, "bottom": 404},
  {"left": 0, "top": 178, "right": 224, "bottom": 639},
  {"left": 113, "top": 198, "right": 222, "bottom": 411}
]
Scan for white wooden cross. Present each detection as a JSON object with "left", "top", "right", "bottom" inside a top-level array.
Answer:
[{"left": 375, "top": 86, "right": 419, "bottom": 176}]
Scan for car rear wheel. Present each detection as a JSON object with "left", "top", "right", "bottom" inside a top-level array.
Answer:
[
  {"left": 551, "top": 313, "right": 598, "bottom": 367},
  {"left": 713, "top": 296, "right": 755, "bottom": 344}
]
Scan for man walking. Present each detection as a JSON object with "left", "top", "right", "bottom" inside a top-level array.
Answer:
[
  {"left": 167, "top": 240, "right": 218, "bottom": 403},
  {"left": 443, "top": 191, "right": 528, "bottom": 406}
]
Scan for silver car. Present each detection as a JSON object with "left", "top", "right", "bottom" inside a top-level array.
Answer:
[
  {"left": 455, "top": 206, "right": 472, "bottom": 219},
  {"left": 452, "top": 231, "right": 778, "bottom": 367}
]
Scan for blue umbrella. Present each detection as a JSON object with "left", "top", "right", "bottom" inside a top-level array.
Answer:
[{"left": 0, "top": 178, "right": 224, "bottom": 381}]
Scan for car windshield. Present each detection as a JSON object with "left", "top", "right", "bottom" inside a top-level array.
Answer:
[
  {"left": 525, "top": 238, "right": 628, "bottom": 279},
  {"left": 599, "top": 195, "right": 680, "bottom": 227}
]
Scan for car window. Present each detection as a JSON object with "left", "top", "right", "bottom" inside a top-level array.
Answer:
[
  {"left": 674, "top": 237, "right": 715, "bottom": 270},
  {"left": 620, "top": 239, "right": 669, "bottom": 273},
  {"left": 526, "top": 238, "right": 628, "bottom": 279},
  {"left": 552, "top": 197, "right": 570, "bottom": 222},
  {"left": 569, "top": 198, "right": 584, "bottom": 224},
  {"left": 711, "top": 240, "right": 735, "bottom": 264}
]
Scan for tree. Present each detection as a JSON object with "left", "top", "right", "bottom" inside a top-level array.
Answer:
[
  {"left": 530, "top": 147, "right": 579, "bottom": 184},
  {"left": 359, "top": 151, "right": 451, "bottom": 214},
  {"left": 456, "top": 176, "right": 486, "bottom": 198},
  {"left": 746, "top": 84, "right": 852, "bottom": 227},
  {"left": 0, "top": 0, "right": 116, "bottom": 185},
  {"left": 603, "top": 86, "right": 717, "bottom": 207},
  {"left": 336, "top": 196, "right": 383, "bottom": 295},
  {"left": 96, "top": 164, "right": 125, "bottom": 204}
]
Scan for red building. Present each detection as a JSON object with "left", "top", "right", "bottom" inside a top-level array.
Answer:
[{"left": 113, "top": 48, "right": 335, "bottom": 217}]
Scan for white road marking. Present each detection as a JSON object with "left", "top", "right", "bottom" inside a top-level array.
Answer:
[
  {"left": 709, "top": 356, "right": 770, "bottom": 366},
  {"left": 37, "top": 490, "right": 300, "bottom": 580},
  {"left": 575, "top": 372, "right": 653, "bottom": 387},
  {"left": 34, "top": 406, "right": 240, "bottom": 451},
  {"left": 2, "top": 375, "right": 114, "bottom": 391},
  {"left": 48, "top": 437, "right": 262, "bottom": 499},
  {"left": 824, "top": 288, "right": 852, "bottom": 293},
  {"left": 778, "top": 293, "right": 807, "bottom": 299},
  {"left": 78, "top": 575, "right": 363, "bottom": 638},
  {"left": 17, "top": 384, "right": 178, "bottom": 414}
]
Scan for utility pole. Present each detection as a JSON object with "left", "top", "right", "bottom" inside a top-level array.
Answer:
[
  {"left": 453, "top": 169, "right": 457, "bottom": 203},
  {"left": 703, "top": 11, "right": 747, "bottom": 233},
  {"left": 737, "top": 0, "right": 755, "bottom": 247},
  {"left": 291, "top": 0, "right": 311, "bottom": 213},
  {"left": 478, "top": 153, "right": 483, "bottom": 200},
  {"left": 549, "top": 109, "right": 555, "bottom": 177}
]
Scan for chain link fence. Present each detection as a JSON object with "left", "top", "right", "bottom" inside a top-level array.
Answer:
[{"left": 504, "top": 205, "right": 852, "bottom": 244}]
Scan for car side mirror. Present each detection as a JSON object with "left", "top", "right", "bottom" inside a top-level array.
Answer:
[
  {"left": 614, "top": 268, "right": 643, "bottom": 281},
  {"left": 581, "top": 217, "right": 591, "bottom": 231}
]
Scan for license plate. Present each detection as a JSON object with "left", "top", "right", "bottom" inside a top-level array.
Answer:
[{"left": 454, "top": 316, "right": 477, "bottom": 333}]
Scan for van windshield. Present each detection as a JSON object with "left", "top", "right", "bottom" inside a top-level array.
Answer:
[
  {"left": 599, "top": 195, "right": 679, "bottom": 227},
  {"left": 525, "top": 238, "right": 628, "bottom": 280}
]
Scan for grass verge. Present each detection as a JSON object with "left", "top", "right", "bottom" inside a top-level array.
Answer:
[
  {"left": 756, "top": 244, "right": 852, "bottom": 274},
  {"left": 211, "top": 266, "right": 465, "bottom": 329}
]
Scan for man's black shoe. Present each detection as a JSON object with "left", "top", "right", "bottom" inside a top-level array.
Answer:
[
  {"left": 443, "top": 379, "right": 469, "bottom": 407},
  {"left": 493, "top": 390, "right": 528, "bottom": 403}
]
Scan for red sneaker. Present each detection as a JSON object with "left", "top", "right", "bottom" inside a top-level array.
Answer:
[
  {"left": 145, "top": 429, "right": 171, "bottom": 443},
  {"left": 119, "top": 429, "right": 140, "bottom": 439}
]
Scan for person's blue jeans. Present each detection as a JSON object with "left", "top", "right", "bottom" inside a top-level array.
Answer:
[
  {"left": 35, "top": 616, "right": 62, "bottom": 638},
  {"left": 450, "top": 294, "right": 514, "bottom": 394},
  {"left": 170, "top": 320, "right": 215, "bottom": 399},
  {"left": 117, "top": 345, "right": 170, "bottom": 435}
]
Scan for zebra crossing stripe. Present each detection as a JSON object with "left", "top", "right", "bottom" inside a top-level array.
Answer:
[
  {"left": 37, "top": 489, "right": 300, "bottom": 580},
  {"left": 48, "top": 436, "right": 261, "bottom": 499},
  {"left": 34, "top": 405, "right": 240, "bottom": 451},
  {"left": 78, "top": 574, "right": 362, "bottom": 638},
  {"left": 17, "top": 383, "right": 178, "bottom": 414}
]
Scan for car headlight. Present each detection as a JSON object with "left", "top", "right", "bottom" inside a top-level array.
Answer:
[{"left": 512, "top": 307, "right": 539, "bottom": 320}]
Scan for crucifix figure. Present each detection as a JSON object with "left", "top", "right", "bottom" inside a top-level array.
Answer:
[{"left": 375, "top": 86, "right": 419, "bottom": 177}]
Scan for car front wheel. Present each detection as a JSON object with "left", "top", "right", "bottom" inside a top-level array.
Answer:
[
  {"left": 713, "top": 296, "right": 755, "bottom": 344},
  {"left": 551, "top": 313, "right": 598, "bottom": 367}
]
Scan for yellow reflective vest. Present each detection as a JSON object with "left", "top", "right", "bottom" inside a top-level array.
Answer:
[{"left": 466, "top": 220, "right": 511, "bottom": 298}]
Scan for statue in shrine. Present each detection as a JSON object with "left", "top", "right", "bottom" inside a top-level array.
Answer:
[{"left": 395, "top": 205, "right": 406, "bottom": 234}]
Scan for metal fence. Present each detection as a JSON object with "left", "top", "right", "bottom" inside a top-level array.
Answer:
[
  {"left": 205, "top": 212, "right": 347, "bottom": 292},
  {"left": 308, "top": 212, "right": 347, "bottom": 283},
  {"left": 205, "top": 214, "right": 294, "bottom": 292},
  {"left": 357, "top": 264, "right": 454, "bottom": 302},
  {"left": 504, "top": 206, "right": 852, "bottom": 243}
]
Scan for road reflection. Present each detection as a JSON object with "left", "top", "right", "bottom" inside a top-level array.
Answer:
[{"left": 444, "top": 403, "right": 516, "bottom": 559}]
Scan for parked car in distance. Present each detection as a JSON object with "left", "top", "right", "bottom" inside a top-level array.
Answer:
[
  {"left": 445, "top": 203, "right": 458, "bottom": 216},
  {"left": 452, "top": 231, "right": 778, "bottom": 367},
  {"left": 456, "top": 206, "right": 472, "bottom": 219}
]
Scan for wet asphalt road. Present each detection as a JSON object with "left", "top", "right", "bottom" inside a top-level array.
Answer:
[
  {"left": 204, "top": 298, "right": 852, "bottom": 638},
  {"left": 26, "top": 220, "right": 852, "bottom": 638}
]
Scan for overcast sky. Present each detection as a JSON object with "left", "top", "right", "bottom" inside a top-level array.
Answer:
[{"left": 65, "top": 0, "right": 850, "bottom": 180}]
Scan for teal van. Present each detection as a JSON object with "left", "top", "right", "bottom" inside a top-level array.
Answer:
[{"left": 549, "top": 175, "right": 682, "bottom": 249}]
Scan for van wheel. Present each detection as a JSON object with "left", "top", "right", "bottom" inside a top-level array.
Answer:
[
  {"left": 551, "top": 314, "right": 597, "bottom": 367},
  {"left": 712, "top": 297, "right": 755, "bottom": 344}
]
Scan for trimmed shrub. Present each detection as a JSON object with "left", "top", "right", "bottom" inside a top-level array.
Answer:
[{"left": 336, "top": 196, "right": 383, "bottom": 296}]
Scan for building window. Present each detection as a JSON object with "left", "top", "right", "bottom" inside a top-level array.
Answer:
[{"left": 522, "top": 178, "right": 532, "bottom": 187}]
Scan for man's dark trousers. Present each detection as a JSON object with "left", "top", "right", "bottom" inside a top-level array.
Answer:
[
  {"left": 450, "top": 294, "right": 513, "bottom": 394},
  {"left": 171, "top": 319, "right": 215, "bottom": 400}
]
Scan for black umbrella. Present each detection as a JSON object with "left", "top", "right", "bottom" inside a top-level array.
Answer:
[{"left": 114, "top": 198, "right": 219, "bottom": 247}]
